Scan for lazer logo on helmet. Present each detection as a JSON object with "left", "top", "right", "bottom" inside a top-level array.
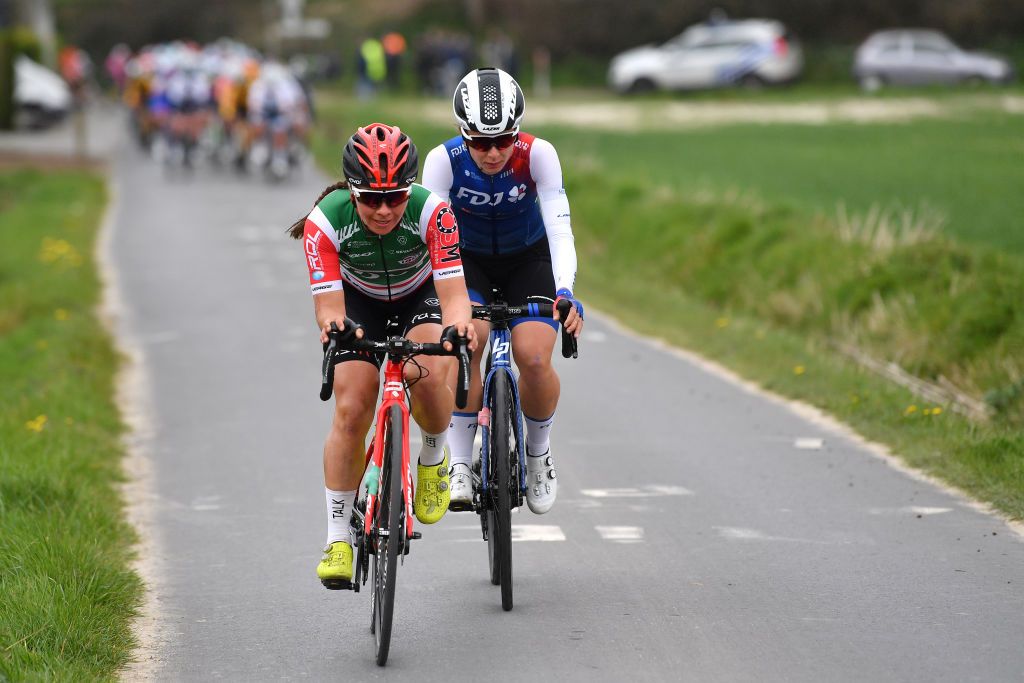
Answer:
[{"left": 455, "top": 185, "right": 529, "bottom": 207}]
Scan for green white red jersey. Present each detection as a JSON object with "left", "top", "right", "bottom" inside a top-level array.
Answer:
[{"left": 302, "top": 184, "right": 464, "bottom": 301}]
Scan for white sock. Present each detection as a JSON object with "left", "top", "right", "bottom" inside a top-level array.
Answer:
[
  {"left": 524, "top": 412, "right": 554, "bottom": 456},
  {"left": 418, "top": 429, "right": 448, "bottom": 466},
  {"left": 325, "top": 488, "right": 355, "bottom": 546},
  {"left": 447, "top": 411, "right": 478, "bottom": 469}
]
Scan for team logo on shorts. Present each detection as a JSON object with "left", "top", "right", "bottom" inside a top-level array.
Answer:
[{"left": 435, "top": 206, "right": 457, "bottom": 234}]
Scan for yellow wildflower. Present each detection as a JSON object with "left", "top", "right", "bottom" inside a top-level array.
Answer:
[
  {"left": 25, "top": 415, "right": 48, "bottom": 432},
  {"left": 793, "top": 365, "right": 806, "bottom": 375},
  {"left": 55, "top": 309, "right": 69, "bottom": 321},
  {"left": 38, "top": 238, "right": 82, "bottom": 267},
  {"left": 905, "top": 405, "right": 918, "bottom": 415},
  {"left": 715, "top": 317, "right": 730, "bottom": 328}
]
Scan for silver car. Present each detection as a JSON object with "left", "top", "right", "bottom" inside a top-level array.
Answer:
[
  {"left": 853, "top": 30, "right": 1015, "bottom": 91},
  {"left": 608, "top": 19, "right": 803, "bottom": 94}
]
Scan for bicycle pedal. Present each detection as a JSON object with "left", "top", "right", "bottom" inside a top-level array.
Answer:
[{"left": 320, "top": 578, "right": 355, "bottom": 591}]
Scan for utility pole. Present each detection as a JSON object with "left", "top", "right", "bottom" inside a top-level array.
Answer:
[
  {"left": 20, "top": 0, "right": 57, "bottom": 68},
  {"left": 0, "top": 0, "right": 13, "bottom": 130}
]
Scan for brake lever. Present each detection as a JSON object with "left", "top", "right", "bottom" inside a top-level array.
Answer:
[
  {"left": 320, "top": 321, "right": 340, "bottom": 401},
  {"left": 555, "top": 298, "right": 578, "bottom": 359}
]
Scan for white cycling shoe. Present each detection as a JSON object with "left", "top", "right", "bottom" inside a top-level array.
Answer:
[
  {"left": 448, "top": 462, "right": 475, "bottom": 512},
  {"left": 526, "top": 449, "right": 557, "bottom": 514}
]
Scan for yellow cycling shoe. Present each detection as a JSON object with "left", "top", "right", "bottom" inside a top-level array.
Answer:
[
  {"left": 317, "top": 541, "right": 353, "bottom": 589},
  {"left": 414, "top": 449, "right": 450, "bottom": 524}
]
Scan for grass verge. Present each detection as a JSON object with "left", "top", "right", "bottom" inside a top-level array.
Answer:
[
  {"left": 0, "top": 168, "right": 141, "bottom": 679},
  {"left": 310, "top": 94, "right": 1024, "bottom": 520}
]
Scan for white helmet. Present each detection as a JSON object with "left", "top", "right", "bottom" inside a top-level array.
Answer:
[{"left": 452, "top": 67, "right": 525, "bottom": 136}]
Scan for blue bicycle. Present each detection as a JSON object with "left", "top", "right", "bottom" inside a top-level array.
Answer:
[{"left": 471, "top": 293, "right": 577, "bottom": 611}]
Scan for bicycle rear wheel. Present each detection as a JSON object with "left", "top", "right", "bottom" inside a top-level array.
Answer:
[
  {"left": 485, "top": 371, "right": 514, "bottom": 611},
  {"left": 371, "top": 404, "right": 403, "bottom": 665}
]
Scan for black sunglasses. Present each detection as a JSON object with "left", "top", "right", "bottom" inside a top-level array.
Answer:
[
  {"left": 351, "top": 188, "right": 411, "bottom": 209},
  {"left": 462, "top": 131, "right": 518, "bottom": 152}
]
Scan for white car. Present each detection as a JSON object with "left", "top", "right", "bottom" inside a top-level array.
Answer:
[
  {"left": 15, "top": 56, "right": 72, "bottom": 129},
  {"left": 608, "top": 19, "right": 803, "bottom": 94}
]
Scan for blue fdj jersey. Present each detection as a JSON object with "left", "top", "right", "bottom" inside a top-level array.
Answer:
[{"left": 442, "top": 132, "right": 545, "bottom": 256}]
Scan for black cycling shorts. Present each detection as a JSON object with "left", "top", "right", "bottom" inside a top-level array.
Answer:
[
  {"left": 461, "top": 237, "right": 557, "bottom": 330},
  {"left": 333, "top": 280, "right": 443, "bottom": 369}
]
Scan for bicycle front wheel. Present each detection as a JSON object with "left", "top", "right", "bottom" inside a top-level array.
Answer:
[
  {"left": 371, "top": 404, "right": 404, "bottom": 666},
  {"left": 485, "top": 371, "right": 514, "bottom": 611}
]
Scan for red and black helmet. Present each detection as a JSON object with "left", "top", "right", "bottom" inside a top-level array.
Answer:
[{"left": 342, "top": 123, "right": 419, "bottom": 190}]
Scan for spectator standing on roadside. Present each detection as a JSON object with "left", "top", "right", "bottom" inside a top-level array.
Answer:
[
  {"left": 356, "top": 37, "right": 386, "bottom": 100},
  {"left": 59, "top": 46, "right": 91, "bottom": 108},
  {"left": 382, "top": 31, "right": 407, "bottom": 91}
]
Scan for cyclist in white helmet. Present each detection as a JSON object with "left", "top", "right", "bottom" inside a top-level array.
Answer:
[{"left": 421, "top": 67, "right": 583, "bottom": 515}]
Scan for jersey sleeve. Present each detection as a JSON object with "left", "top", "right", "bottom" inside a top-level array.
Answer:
[
  {"left": 303, "top": 204, "right": 343, "bottom": 295},
  {"left": 421, "top": 145, "right": 454, "bottom": 201},
  {"left": 530, "top": 138, "right": 578, "bottom": 294},
  {"left": 417, "top": 191, "right": 464, "bottom": 281}
]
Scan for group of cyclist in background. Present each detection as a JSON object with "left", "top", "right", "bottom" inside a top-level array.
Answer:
[{"left": 120, "top": 39, "right": 312, "bottom": 180}]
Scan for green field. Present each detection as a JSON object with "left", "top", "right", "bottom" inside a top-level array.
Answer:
[
  {"left": 311, "top": 92, "right": 1024, "bottom": 519},
  {"left": 552, "top": 113, "right": 1024, "bottom": 253},
  {"left": 0, "top": 169, "right": 141, "bottom": 679}
]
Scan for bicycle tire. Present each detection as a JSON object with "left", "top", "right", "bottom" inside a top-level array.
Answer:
[
  {"left": 371, "top": 404, "right": 403, "bottom": 665},
  {"left": 489, "top": 371, "right": 514, "bottom": 611}
]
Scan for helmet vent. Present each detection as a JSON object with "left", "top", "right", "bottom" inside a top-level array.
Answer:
[{"left": 478, "top": 73, "right": 502, "bottom": 126}]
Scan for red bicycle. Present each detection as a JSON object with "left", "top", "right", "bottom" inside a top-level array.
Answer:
[{"left": 319, "top": 319, "right": 469, "bottom": 665}]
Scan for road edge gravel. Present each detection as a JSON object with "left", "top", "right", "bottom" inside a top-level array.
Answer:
[{"left": 95, "top": 173, "right": 167, "bottom": 679}]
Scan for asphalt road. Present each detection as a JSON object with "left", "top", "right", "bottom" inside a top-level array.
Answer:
[{"left": 107, "top": 137, "right": 1024, "bottom": 682}]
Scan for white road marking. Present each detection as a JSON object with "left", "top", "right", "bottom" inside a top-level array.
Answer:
[
  {"left": 511, "top": 525, "right": 565, "bottom": 542},
  {"left": 596, "top": 526, "right": 644, "bottom": 543},
  {"left": 795, "top": 437, "right": 825, "bottom": 450},
  {"left": 715, "top": 526, "right": 827, "bottom": 544},
  {"left": 869, "top": 506, "right": 952, "bottom": 516},
  {"left": 584, "top": 331, "right": 607, "bottom": 342},
  {"left": 581, "top": 485, "right": 693, "bottom": 498},
  {"left": 140, "top": 330, "right": 181, "bottom": 345}
]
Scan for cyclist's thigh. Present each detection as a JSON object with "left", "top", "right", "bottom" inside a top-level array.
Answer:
[
  {"left": 458, "top": 250, "right": 494, "bottom": 305},
  {"left": 332, "top": 359, "right": 380, "bottom": 413},
  {"left": 511, "top": 321, "right": 557, "bottom": 365},
  {"left": 334, "top": 288, "right": 387, "bottom": 369},
  {"left": 399, "top": 283, "right": 449, "bottom": 382},
  {"left": 399, "top": 281, "right": 443, "bottom": 340},
  {"left": 504, "top": 240, "right": 558, "bottom": 332}
]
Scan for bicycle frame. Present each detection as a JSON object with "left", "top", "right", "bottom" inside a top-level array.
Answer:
[
  {"left": 362, "top": 357, "right": 415, "bottom": 548},
  {"left": 479, "top": 326, "right": 527, "bottom": 499}
]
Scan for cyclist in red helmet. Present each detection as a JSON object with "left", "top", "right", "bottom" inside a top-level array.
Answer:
[{"left": 288, "top": 123, "right": 477, "bottom": 587}]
